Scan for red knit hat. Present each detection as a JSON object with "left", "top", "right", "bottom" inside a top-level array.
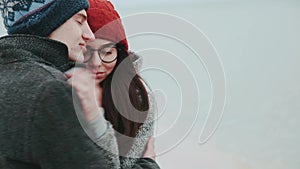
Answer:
[{"left": 87, "top": 0, "right": 128, "bottom": 50}]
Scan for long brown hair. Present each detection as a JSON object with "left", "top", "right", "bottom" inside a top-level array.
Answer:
[{"left": 101, "top": 43, "right": 149, "bottom": 155}]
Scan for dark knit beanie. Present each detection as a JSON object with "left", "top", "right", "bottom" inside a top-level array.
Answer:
[
  {"left": 0, "top": 0, "right": 89, "bottom": 37},
  {"left": 87, "top": 0, "right": 128, "bottom": 50}
]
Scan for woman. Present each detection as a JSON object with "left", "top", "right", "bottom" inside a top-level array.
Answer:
[{"left": 84, "top": 0, "right": 160, "bottom": 168}]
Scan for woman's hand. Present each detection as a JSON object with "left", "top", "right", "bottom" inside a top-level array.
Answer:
[
  {"left": 65, "top": 67, "right": 103, "bottom": 122},
  {"left": 143, "top": 137, "right": 156, "bottom": 161}
]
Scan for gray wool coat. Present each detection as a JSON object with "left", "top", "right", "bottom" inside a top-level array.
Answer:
[{"left": 0, "top": 35, "right": 160, "bottom": 169}]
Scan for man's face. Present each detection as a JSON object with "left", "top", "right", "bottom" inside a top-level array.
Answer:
[{"left": 49, "top": 10, "right": 95, "bottom": 62}]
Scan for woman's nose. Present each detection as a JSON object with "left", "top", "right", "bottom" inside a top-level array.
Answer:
[{"left": 90, "top": 51, "right": 102, "bottom": 67}]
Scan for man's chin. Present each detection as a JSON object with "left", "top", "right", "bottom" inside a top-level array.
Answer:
[{"left": 70, "top": 52, "right": 84, "bottom": 63}]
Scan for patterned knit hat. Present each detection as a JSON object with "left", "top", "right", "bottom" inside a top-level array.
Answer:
[
  {"left": 0, "top": 0, "right": 89, "bottom": 37},
  {"left": 87, "top": 0, "right": 128, "bottom": 50}
]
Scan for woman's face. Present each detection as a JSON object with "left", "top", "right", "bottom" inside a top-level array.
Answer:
[{"left": 85, "top": 39, "right": 117, "bottom": 83}]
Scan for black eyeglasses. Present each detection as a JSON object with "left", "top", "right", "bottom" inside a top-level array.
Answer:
[{"left": 83, "top": 43, "right": 118, "bottom": 63}]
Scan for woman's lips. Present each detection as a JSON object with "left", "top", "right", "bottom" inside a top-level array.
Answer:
[{"left": 95, "top": 72, "right": 105, "bottom": 78}]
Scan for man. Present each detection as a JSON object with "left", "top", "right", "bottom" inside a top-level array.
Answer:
[{"left": 0, "top": 0, "right": 119, "bottom": 168}]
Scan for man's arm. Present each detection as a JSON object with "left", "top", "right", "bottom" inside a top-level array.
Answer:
[{"left": 30, "top": 80, "right": 119, "bottom": 168}]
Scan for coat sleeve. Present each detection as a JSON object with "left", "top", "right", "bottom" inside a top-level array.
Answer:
[
  {"left": 119, "top": 91, "right": 161, "bottom": 169},
  {"left": 131, "top": 158, "right": 161, "bottom": 169},
  {"left": 30, "top": 80, "right": 120, "bottom": 169}
]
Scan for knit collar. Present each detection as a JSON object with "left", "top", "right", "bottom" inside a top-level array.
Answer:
[{"left": 0, "top": 34, "right": 75, "bottom": 72}]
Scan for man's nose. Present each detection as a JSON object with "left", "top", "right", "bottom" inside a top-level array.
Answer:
[{"left": 82, "top": 23, "right": 95, "bottom": 41}]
